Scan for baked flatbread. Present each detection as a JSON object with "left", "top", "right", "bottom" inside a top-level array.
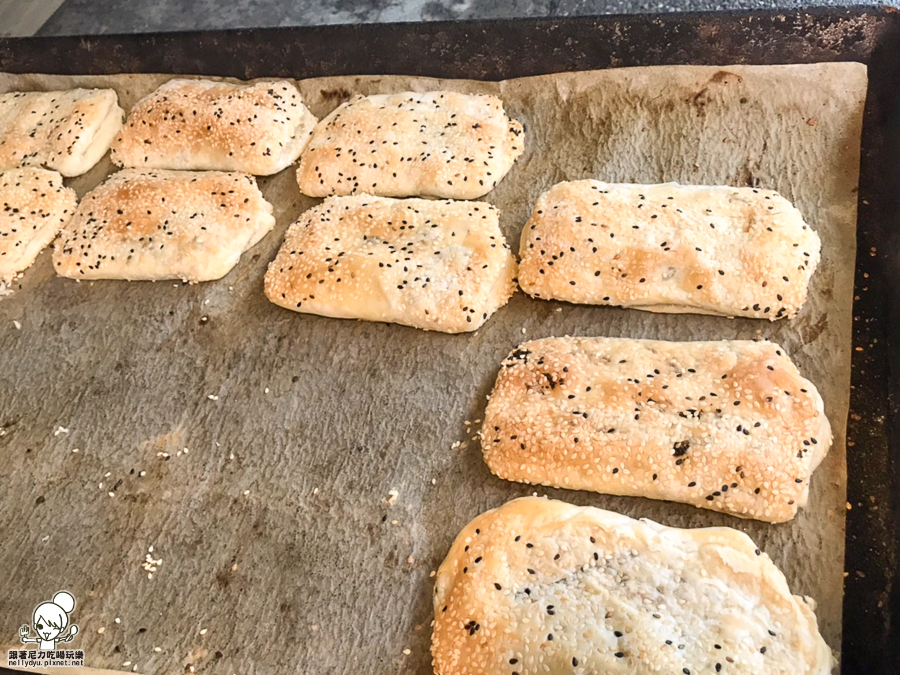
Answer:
[
  {"left": 432, "top": 497, "right": 834, "bottom": 675},
  {"left": 264, "top": 194, "right": 517, "bottom": 333},
  {"left": 111, "top": 79, "right": 318, "bottom": 176},
  {"left": 296, "top": 91, "right": 524, "bottom": 199},
  {"left": 52, "top": 169, "right": 274, "bottom": 282},
  {"left": 518, "top": 181, "right": 820, "bottom": 320},
  {"left": 481, "top": 337, "right": 831, "bottom": 523},
  {"left": 0, "top": 168, "right": 77, "bottom": 282},
  {"left": 0, "top": 89, "right": 124, "bottom": 177}
]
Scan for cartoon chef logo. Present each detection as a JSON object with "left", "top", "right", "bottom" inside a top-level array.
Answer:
[{"left": 19, "top": 591, "right": 79, "bottom": 650}]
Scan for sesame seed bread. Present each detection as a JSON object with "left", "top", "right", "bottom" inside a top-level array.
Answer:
[
  {"left": 110, "top": 79, "right": 318, "bottom": 176},
  {"left": 481, "top": 337, "right": 831, "bottom": 523},
  {"left": 52, "top": 169, "right": 275, "bottom": 283},
  {"left": 0, "top": 89, "right": 124, "bottom": 177},
  {"left": 264, "top": 194, "right": 517, "bottom": 333},
  {"left": 518, "top": 181, "right": 821, "bottom": 320},
  {"left": 432, "top": 496, "right": 834, "bottom": 675},
  {"left": 0, "top": 168, "right": 77, "bottom": 282},
  {"left": 296, "top": 91, "right": 524, "bottom": 199}
]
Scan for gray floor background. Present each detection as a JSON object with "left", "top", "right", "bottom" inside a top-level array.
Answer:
[{"left": 0, "top": 0, "right": 893, "bottom": 38}]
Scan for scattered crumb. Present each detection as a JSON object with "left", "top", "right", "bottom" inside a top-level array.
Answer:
[
  {"left": 407, "top": 556, "right": 415, "bottom": 564},
  {"left": 54, "top": 426, "right": 69, "bottom": 436},
  {"left": 108, "top": 492, "right": 115, "bottom": 498},
  {"left": 806, "top": 118, "right": 818, "bottom": 126},
  {"left": 97, "top": 627, "right": 105, "bottom": 634},
  {"left": 846, "top": 502, "right": 852, "bottom": 510},
  {"left": 208, "top": 394, "right": 219, "bottom": 401},
  {"left": 199, "top": 628, "right": 208, "bottom": 636},
  {"left": 123, "top": 661, "right": 131, "bottom": 667},
  {"left": 402, "top": 649, "right": 411, "bottom": 656},
  {"left": 154, "top": 647, "right": 162, "bottom": 653},
  {"left": 13, "top": 320, "right": 20, "bottom": 329},
  {"left": 72, "top": 448, "right": 79, "bottom": 453},
  {"left": 429, "top": 570, "right": 436, "bottom": 578},
  {"left": 310, "top": 624, "right": 318, "bottom": 631},
  {"left": 386, "top": 489, "right": 399, "bottom": 506},
  {"left": 243, "top": 490, "right": 250, "bottom": 495},
  {"left": 142, "top": 548, "right": 162, "bottom": 578}
]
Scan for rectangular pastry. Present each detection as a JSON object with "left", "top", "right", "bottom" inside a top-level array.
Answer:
[
  {"left": 481, "top": 337, "right": 831, "bottom": 523},
  {"left": 0, "top": 89, "right": 124, "bottom": 177},
  {"left": 432, "top": 497, "right": 834, "bottom": 675},
  {"left": 52, "top": 169, "right": 274, "bottom": 282},
  {"left": 111, "top": 79, "right": 318, "bottom": 176},
  {"left": 264, "top": 194, "right": 517, "bottom": 333},
  {"left": 518, "top": 181, "right": 821, "bottom": 320},
  {"left": 0, "top": 168, "right": 77, "bottom": 282},
  {"left": 296, "top": 91, "right": 524, "bottom": 199}
]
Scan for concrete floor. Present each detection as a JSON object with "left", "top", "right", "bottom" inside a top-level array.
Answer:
[{"left": 0, "top": 0, "right": 888, "bottom": 38}]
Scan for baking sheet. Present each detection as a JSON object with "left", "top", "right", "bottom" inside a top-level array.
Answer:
[{"left": 0, "top": 63, "right": 865, "bottom": 674}]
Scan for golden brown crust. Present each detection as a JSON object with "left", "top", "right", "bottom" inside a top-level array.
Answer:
[
  {"left": 264, "top": 194, "right": 517, "bottom": 333},
  {"left": 52, "top": 169, "right": 274, "bottom": 282},
  {"left": 111, "top": 79, "right": 318, "bottom": 175},
  {"left": 0, "top": 89, "right": 124, "bottom": 177},
  {"left": 296, "top": 91, "right": 524, "bottom": 199},
  {"left": 0, "top": 168, "right": 77, "bottom": 282},
  {"left": 518, "top": 181, "right": 821, "bottom": 320},
  {"left": 432, "top": 497, "right": 834, "bottom": 675},
  {"left": 481, "top": 337, "right": 831, "bottom": 523}
]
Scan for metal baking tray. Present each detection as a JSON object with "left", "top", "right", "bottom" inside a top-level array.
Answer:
[{"left": 0, "top": 7, "right": 897, "bottom": 674}]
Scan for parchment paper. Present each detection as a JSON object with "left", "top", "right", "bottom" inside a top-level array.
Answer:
[{"left": 0, "top": 63, "right": 865, "bottom": 675}]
